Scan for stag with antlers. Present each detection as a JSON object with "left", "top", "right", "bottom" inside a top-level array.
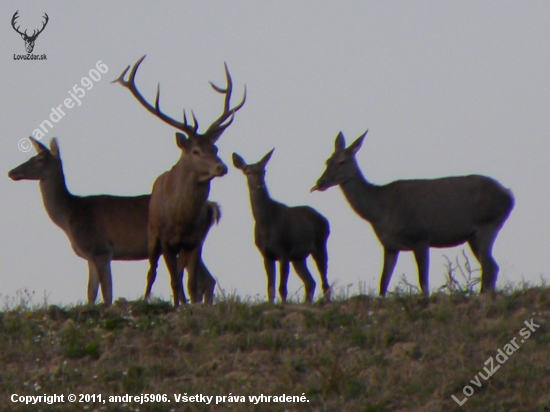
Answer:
[
  {"left": 113, "top": 55, "right": 246, "bottom": 306},
  {"left": 12, "top": 11, "right": 49, "bottom": 54}
]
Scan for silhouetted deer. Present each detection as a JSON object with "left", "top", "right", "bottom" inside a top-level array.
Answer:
[
  {"left": 233, "top": 149, "right": 330, "bottom": 303},
  {"left": 114, "top": 55, "right": 245, "bottom": 306},
  {"left": 312, "top": 130, "right": 514, "bottom": 297},
  {"left": 8, "top": 137, "right": 218, "bottom": 305}
]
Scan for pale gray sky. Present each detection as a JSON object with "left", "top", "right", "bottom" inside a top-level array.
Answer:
[{"left": 1, "top": 2, "right": 549, "bottom": 305}]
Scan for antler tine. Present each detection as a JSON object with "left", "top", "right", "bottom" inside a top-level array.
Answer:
[
  {"left": 111, "top": 54, "right": 145, "bottom": 87},
  {"left": 36, "top": 13, "right": 49, "bottom": 36},
  {"left": 128, "top": 54, "right": 146, "bottom": 84},
  {"left": 221, "top": 111, "right": 236, "bottom": 130},
  {"left": 203, "top": 86, "right": 246, "bottom": 139},
  {"left": 203, "top": 63, "right": 246, "bottom": 140},
  {"left": 11, "top": 11, "right": 26, "bottom": 36},
  {"left": 182, "top": 110, "right": 199, "bottom": 135},
  {"left": 191, "top": 111, "right": 199, "bottom": 134},
  {"left": 209, "top": 62, "right": 233, "bottom": 112},
  {"left": 232, "top": 85, "right": 247, "bottom": 112},
  {"left": 154, "top": 84, "right": 161, "bottom": 114},
  {"left": 112, "top": 55, "right": 197, "bottom": 135}
]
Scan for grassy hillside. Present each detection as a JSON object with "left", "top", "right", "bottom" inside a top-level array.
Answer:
[{"left": 0, "top": 284, "right": 548, "bottom": 412}]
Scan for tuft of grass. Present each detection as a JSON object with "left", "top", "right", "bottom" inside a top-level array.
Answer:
[{"left": 60, "top": 323, "right": 101, "bottom": 359}]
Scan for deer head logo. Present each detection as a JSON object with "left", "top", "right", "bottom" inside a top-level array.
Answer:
[{"left": 11, "top": 11, "right": 49, "bottom": 54}]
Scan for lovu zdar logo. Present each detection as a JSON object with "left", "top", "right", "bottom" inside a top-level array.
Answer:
[{"left": 11, "top": 11, "right": 48, "bottom": 54}]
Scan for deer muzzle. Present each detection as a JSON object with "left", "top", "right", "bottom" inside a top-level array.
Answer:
[
  {"left": 214, "top": 163, "right": 228, "bottom": 177},
  {"left": 8, "top": 167, "right": 25, "bottom": 181},
  {"left": 310, "top": 181, "right": 328, "bottom": 192},
  {"left": 198, "top": 162, "right": 228, "bottom": 182}
]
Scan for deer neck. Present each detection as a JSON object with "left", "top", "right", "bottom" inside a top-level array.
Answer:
[
  {"left": 247, "top": 177, "right": 275, "bottom": 227},
  {"left": 38, "top": 163, "right": 75, "bottom": 229},
  {"left": 171, "top": 161, "right": 211, "bottom": 223},
  {"left": 339, "top": 162, "right": 380, "bottom": 223}
]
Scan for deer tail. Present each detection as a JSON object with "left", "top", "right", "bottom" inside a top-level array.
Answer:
[{"left": 206, "top": 201, "right": 221, "bottom": 226}]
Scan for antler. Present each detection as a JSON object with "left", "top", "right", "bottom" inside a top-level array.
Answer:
[
  {"left": 11, "top": 11, "right": 49, "bottom": 39},
  {"left": 11, "top": 11, "right": 25, "bottom": 37},
  {"left": 30, "top": 13, "right": 49, "bottom": 39},
  {"left": 112, "top": 55, "right": 199, "bottom": 136},
  {"left": 113, "top": 55, "right": 246, "bottom": 141},
  {"left": 204, "top": 62, "right": 247, "bottom": 142}
]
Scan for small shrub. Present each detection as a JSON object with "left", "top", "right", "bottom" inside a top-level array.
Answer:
[
  {"left": 129, "top": 299, "right": 173, "bottom": 317},
  {"left": 60, "top": 325, "right": 101, "bottom": 359}
]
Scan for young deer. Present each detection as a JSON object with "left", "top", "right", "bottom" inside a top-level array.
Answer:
[
  {"left": 312, "top": 130, "right": 514, "bottom": 297},
  {"left": 114, "top": 55, "right": 245, "bottom": 306},
  {"left": 233, "top": 149, "right": 330, "bottom": 303},
  {"left": 7, "top": 137, "right": 219, "bottom": 305}
]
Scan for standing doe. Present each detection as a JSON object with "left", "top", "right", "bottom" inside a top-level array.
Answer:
[
  {"left": 233, "top": 149, "right": 330, "bottom": 303},
  {"left": 114, "top": 55, "right": 245, "bottom": 306},
  {"left": 311, "top": 130, "right": 514, "bottom": 297},
  {"left": 7, "top": 137, "right": 218, "bottom": 305}
]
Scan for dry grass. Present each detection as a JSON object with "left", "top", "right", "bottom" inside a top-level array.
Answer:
[{"left": 0, "top": 282, "right": 549, "bottom": 412}]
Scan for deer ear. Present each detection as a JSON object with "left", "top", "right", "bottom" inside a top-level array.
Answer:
[
  {"left": 232, "top": 153, "right": 246, "bottom": 170},
  {"left": 29, "top": 136, "right": 48, "bottom": 153},
  {"left": 175, "top": 132, "right": 189, "bottom": 149},
  {"left": 335, "top": 132, "right": 346, "bottom": 152},
  {"left": 348, "top": 130, "right": 368, "bottom": 154},
  {"left": 50, "top": 138, "right": 60, "bottom": 158},
  {"left": 260, "top": 148, "right": 274, "bottom": 167}
]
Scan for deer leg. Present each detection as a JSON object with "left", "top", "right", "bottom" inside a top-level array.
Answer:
[
  {"left": 176, "top": 252, "right": 190, "bottom": 305},
  {"left": 292, "top": 260, "right": 316, "bottom": 303},
  {"left": 197, "top": 259, "right": 216, "bottom": 305},
  {"left": 87, "top": 261, "right": 100, "bottom": 304},
  {"left": 264, "top": 257, "right": 276, "bottom": 303},
  {"left": 469, "top": 227, "right": 499, "bottom": 293},
  {"left": 413, "top": 246, "right": 430, "bottom": 298},
  {"left": 312, "top": 245, "right": 330, "bottom": 301},
  {"left": 145, "top": 236, "right": 161, "bottom": 299},
  {"left": 94, "top": 256, "right": 113, "bottom": 306},
  {"left": 380, "top": 248, "right": 399, "bottom": 296},
  {"left": 163, "top": 246, "right": 182, "bottom": 307},
  {"left": 279, "top": 259, "right": 290, "bottom": 302},
  {"left": 185, "top": 247, "right": 203, "bottom": 304}
]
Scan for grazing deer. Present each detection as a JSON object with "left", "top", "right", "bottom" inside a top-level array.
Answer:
[
  {"left": 232, "top": 149, "right": 330, "bottom": 303},
  {"left": 114, "top": 55, "right": 245, "bottom": 306},
  {"left": 311, "top": 130, "right": 514, "bottom": 297},
  {"left": 8, "top": 137, "right": 218, "bottom": 306}
]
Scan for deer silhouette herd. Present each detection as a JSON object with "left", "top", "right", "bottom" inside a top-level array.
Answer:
[{"left": 8, "top": 56, "right": 515, "bottom": 306}]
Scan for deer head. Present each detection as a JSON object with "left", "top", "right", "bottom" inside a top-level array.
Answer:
[
  {"left": 12, "top": 11, "right": 49, "bottom": 54},
  {"left": 311, "top": 130, "right": 368, "bottom": 192},
  {"left": 174, "top": 131, "right": 228, "bottom": 182},
  {"left": 232, "top": 149, "right": 274, "bottom": 189},
  {"left": 8, "top": 137, "right": 60, "bottom": 181}
]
